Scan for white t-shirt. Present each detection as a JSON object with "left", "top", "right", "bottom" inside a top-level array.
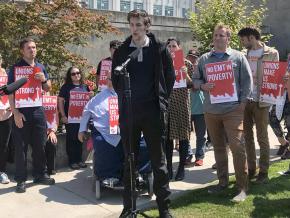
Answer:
[{"left": 248, "top": 48, "right": 263, "bottom": 101}]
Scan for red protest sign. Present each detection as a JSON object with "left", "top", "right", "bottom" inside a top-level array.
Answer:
[
  {"left": 0, "top": 75, "right": 10, "bottom": 109},
  {"left": 108, "top": 96, "right": 119, "bottom": 134},
  {"left": 172, "top": 49, "right": 187, "bottom": 89},
  {"left": 68, "top": 90, "right": 90, "bottom": 123},
  {"left": 14, "top": 66, "right": 42, "bottom": 108},
  {"left": 260, "top": 61, "right": 288, "bottom": 104},
  {"left": 43, "top": 95, "right": 58, "bottom": 129},
  {"left": 206, "top": 60, "right": 238, "bottom": 104},
  {"left": 98, "top": 60, "right": 112, "bottom": 91}
]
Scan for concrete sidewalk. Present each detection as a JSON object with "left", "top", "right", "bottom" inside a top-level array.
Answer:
[{"left": 0, "top": 128, "right": 281, "bottom": 218}]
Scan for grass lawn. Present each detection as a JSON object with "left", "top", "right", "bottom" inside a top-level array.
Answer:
[{"left": 144, "top": 160, "right": 290, "bottom": 218}]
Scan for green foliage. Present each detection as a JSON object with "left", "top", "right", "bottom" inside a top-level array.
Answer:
[
  {"left": 189, "top": 0, "right": 270, "bottom": 53},
  {"left": 145, "top": 160, "right": 290, "bottom": 217},
  {"left": 0, "top": 0, "right": 117, "bottom": 78}
]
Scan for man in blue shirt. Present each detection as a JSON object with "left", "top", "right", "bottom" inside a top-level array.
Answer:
[
  {"left": 193, "top": 24, "right": 252, "bottom": 202},
  {"left": 8, "top": 38, "right": 55, "bottom": 193}
]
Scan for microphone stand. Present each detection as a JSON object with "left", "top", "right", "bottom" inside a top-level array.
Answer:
[{"left": 120, "top": 66, "right": 150, "bottom": 218}]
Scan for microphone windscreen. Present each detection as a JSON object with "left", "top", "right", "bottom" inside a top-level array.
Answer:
[
  {"left": 128, "top": 48, "right": 141, "bottom": 60},
  {"left": 4, "top": 77, "right": 28, "bottom": 94}
]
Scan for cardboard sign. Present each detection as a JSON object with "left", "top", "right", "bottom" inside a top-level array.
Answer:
[
  {"left": 172, "top": 49, "right": 187, "bottom": 89},
  {"left": 43, "top": 95, "right": 58, "bottom": 129},
  {"left": 260, "top": 61, "right": 288, "bottom": 104},
  {"left": 0, "top": 75, "right": 10, "bottom": 109},
  {"left": 68, "top": 90, "right": 90, "bottom": 123},
  {"left": 206, "top": 60, "right": 238, "bottom": 104},
  {"left": 108, "top": 96, "right": 119, "bottom": 134},
  {"left": 98, "top": 60, "right": 112, "bottom": 91},
  {"left": 14, "top": 66, "right": 42, "bottom": 108}
]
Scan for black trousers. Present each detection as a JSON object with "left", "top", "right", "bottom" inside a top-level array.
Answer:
[
  {"left": 0, "top": 116, "right": 13, "bottom": 172},
  {"left": 13, "top": 107, "right": 47, "bottom": 182},
  {"left": 65, "top": 123, "right": 82, "bottom": 165},
  {"left": 45, "top": 139, "right": 56, "bottom": 172},
  {"left": 120, "top": 100, "right": 171, "bottom": 211}
]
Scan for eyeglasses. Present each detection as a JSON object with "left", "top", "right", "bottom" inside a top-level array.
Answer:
[
  {"left": 107, "top": 78, "right": 112, "bottom": 81},
  {"left": 71, "top": 72, "right": 81, "bottom": 76}
]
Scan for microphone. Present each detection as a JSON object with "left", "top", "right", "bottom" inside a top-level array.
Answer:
[
  {"left": 114, "top": 48, "right": 141, "bottom": 75},
  {"left": 0, "top": 77, "right": 28, "bottom": 96}
]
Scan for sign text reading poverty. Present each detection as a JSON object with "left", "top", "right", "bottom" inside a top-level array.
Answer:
[
  {"left": 68, "top": 90, "right": 90, "bottom": 123},
  {"left": 98, "top": 60, "right": 112, "bottom": 91},
  {"left": 43, "top": 95, "right": 58, "bottom": 129},
  {"left": 206, "top": 60, "right": 238, "bottom": 104}
]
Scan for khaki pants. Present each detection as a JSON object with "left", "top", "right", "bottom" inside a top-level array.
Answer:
[
  {"left": 205, "top": 104, "right": 248, "bottom": 191},
  {"left": 244, "top": 101, "right": 270, "bottom": 174}
]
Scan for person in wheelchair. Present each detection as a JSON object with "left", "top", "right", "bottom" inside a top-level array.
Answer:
[
  {"left": 78, "top": 72, "right": 123, "bottom": 183},
  {"left": 78, "top": 72, "right": 152, "bottom": 188}
]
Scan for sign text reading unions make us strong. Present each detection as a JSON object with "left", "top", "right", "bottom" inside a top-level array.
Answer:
[
  {"left": 207, "top": 61, "right": 234, "bottom": 82},
  {"left": 263, "top": 62, "right": 279, "bottom": 76}
]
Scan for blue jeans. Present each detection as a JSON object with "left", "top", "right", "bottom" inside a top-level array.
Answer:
[{"left": 191, "top": 114, "right": 206, "bottom": 160}]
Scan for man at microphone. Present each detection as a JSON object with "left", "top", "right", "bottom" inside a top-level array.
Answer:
[
  {"left": 112, "top": 9, "right": 175, "bottom": 218},
  {"left": 8, "top": 38, "right": 55, "bottom": 193}
]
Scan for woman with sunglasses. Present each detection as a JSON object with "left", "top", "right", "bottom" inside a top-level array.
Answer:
[{"left": 58, "top": 67, "right": 90, "bottom": 170}]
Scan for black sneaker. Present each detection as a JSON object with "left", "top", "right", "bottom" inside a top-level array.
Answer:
[
  {"left": 277, "top": 143, "right": 289, "bottom": 155},
  {"left": 160, "top": 210, "right": 174, "bottom": 218},
  {"left": 281, "top": 149, "right": 290, "bottom": 160},
  {"left": 174, "top": 165, "right": 185, "bottom": 181},
  {"left": 33, "top": 174, "right": 55, "bottom": 185},
  {"left": 119, "top": 208, "right": 131, "bottom": 218},
  {"left": 255, "top": 172, "right": 269, "bottom": 184},
  {"left": 47, "top": 170, "right": 57, "bottom": 175},
  {"left": 78, "top": 162, "right": 87, "bottom": 168},
  {"left": 70, "top": 163, "right": 80, "bottom": 170},
  {"left": 208, "top": 184, "right": 227, "bottom": 194},
  {"left": 16, "top": 182, "right": 26, "bottom": 193}
]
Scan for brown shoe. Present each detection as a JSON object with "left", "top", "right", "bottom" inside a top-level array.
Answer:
[
  {"left": 281, "top": 149, "right": 290, "bottom": 160},
  {"left": 248, "top": 169, "right": 257, "bottom": 180},
  {"left": 277, "top": 142, "right": 289, "bottom": 155},
  {"left": 255, "top": 172, "right": 269, "bottom": 184}
]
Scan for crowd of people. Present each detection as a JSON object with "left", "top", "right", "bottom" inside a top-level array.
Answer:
[{"left": 0, "top": 9, "right": 290, "bottom": 218}]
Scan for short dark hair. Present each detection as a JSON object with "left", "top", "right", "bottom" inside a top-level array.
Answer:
[
  {"left": 187, "top": 49, "right": 200, "bottom": 58},
  {"left": 20, "top": 38, "right": 36, "bottom": 49},
  {"left": 64, "top": 66, "right": 84, "bottom": 85},
  {"left": 238, "top": 27, "right": 261, "bottom": 40},
  {"left": 109, "top": 40, "right": 122, "bottom": 49},
  {"left": 166, "top": 37, "right": 180, "bottom": 46},
  {"left": 127, "top": 9, "right": 151, "bottom": 27}
]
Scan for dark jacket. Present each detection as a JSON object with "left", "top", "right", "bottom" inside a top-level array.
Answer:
[{"left": 112, "top": 32, "right": 175, "bottom": 116}]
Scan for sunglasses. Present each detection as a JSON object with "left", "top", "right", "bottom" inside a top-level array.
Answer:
[{"left": 71, "top": 72, "right": 81, "bottom": 76}]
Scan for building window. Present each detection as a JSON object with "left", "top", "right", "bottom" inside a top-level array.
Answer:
[
  {"left": 182, "top": 8, "right": 189, "bottom": 18},
  {"left": 97, "top": 0, "right": 109, "bottom": 10},
  {"left": 153, "top": 5, "right": 162, "bottom": 16},
  {"left": 134, "top": 2, "right": 143, "bottom": 10},
  {"left": 165, "top": 6, "right": 174, "bottom": 17},
  {"left": 120, "top": 0, "right": 131, "bottom": 12},
  {"left": 88, "top": 0, "right": 94, "bottom": 9}
]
